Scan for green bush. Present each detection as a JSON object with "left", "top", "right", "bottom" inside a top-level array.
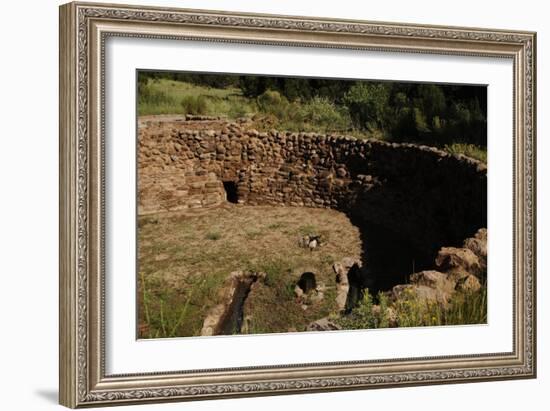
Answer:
[
  {"left": 181, "top": 95, "right": 209, "bottom": 115},
  {"left": 343, "top": 83, "right": 390, "bottom": 132},
  {"left": 138, "top": 72, "right": 487, "bottom": 150},
  {"left": 337, "top": 290, "right": 389, "bottom": 329},
  {"left": 336, "top": 285, "right": 487, "bottom": 330},
  {"left": 445, "top": 286, "right": 487, "bottom": 324},
  {"left": 296, "top": 97, "right": 351, "bottom": 131},
  {"left": 257, "top": 89, "right": 290, "bottom": 119}
]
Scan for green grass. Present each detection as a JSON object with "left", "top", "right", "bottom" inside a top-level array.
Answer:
[
  {"left": 138, "top": 79, "right": 488, "bottom": 164},
  {"left": 138, "top": 271, "right": 214, "bottom": 338},
  {"left": 138, "top": 78, "right": 256, "bottom": 117},
  {"left": 444, "top": 284, "right": 487, "bottom": 324},
  {"left": 336, "top": 285, "right": 487, "bottom": 330},
  {"left": 138, "top": 79, "right": 364, "bottom": 136},
  {"left": 444, "top": 143, "right": 487, "bottom": 163}
]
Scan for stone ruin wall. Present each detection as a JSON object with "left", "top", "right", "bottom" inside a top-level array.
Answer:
[{"left": 138, "top": 118, "right": 487, "bottom": 255}]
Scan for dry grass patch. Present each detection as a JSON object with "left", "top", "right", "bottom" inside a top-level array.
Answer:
[{"left": 138, "top": 205, "right": 362, "bottom": 338}]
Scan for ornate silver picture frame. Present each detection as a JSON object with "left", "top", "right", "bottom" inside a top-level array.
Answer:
[{"left": 59, "top": 1, "right": 536, "bottom": 408}]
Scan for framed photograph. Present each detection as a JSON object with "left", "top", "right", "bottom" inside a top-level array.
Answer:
[{"left": 59, "top": 1, "right": 537, "bottom": 408}]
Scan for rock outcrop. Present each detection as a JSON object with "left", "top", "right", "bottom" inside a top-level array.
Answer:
[{"left": 392, "top": 228, "right": 487, "bottom": 307}]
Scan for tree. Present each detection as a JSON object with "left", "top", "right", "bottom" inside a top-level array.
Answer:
[{"left": 343, "top": 83, "right": 391, "bottom": 132}]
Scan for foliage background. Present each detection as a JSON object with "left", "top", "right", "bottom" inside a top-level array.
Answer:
[{"left": 139, "top": 71, "right": 487, "bottom": 154}]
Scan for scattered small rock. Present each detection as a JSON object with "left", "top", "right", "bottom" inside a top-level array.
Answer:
[
  {"left": 298, "top": 234, "right": 322, "bottom": 251},
  {"left": 306, "top": 317, "right": 342, "bottom": 332}
]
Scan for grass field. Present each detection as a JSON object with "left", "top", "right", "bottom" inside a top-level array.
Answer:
[
  {"left": 138, "top": 79, "right": 256, "bottom": 118},
  {"left": 138, "top": 205, "right": 362, "bottom": 338},
  {"left": 138, "top": 78, "right": 487, "bottom": 163}
]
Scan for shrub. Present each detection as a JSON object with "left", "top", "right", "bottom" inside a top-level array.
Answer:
[
  {"left": 337, "top": 291, "right": 377, "bottom": 329},
  {"left": 251, "top": 258, "right": 290, "bottom": 288},
  {"left": 181, "top": 95, "right": 209, "bottom": 115},
  {"left": 343, "top": 83, "right": 390, "bottom": 132},
  {"left": 336, "top": 285, "right": 487, "bottom": 330},
  {"left": 257, "top": 89, "right": 289, "bottom": 119},
  {"left": 297, "top": 97, "right": 351, "bottom": 131},
  {"left": 445, "top": 286, "right": 487, "bottom": 325},
  {"left": 228, "top": 101, "right": 249, "bottom": 118},
  {"left": 138, "top": 82, "right": 176, "bottom": 106},
  {"left": 393, "top": 288, "right": 443, "bottom": 327}
]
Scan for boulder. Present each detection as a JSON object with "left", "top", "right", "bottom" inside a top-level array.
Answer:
[
  {"left": 200, "top": 304, "right": 226, "bottom": 336},
  {"left": 456, "top": 274, "right": 482, "bottom": 293},
  {"left": 463, "top": 228, "right": 487, "bottom": 271},
  {"left": 435, "top": 247, "right": 482, "bottom": 278},
  {"left": 410, "top": 270, "right": 455, "bottom": 294},
  {"left": 306, "top": 317, "right": 342, "bottom": 332},
  {"left": 333, "top": 262, "right": 348, "bottom": 284},
  {"left": 333, "top": 257, "right": 361, "bottom": 311},
  {"left": 341, "top": 257, "right": 360, "bottom": 269}
]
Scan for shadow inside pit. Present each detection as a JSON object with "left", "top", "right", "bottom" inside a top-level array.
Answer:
[
  {"left": 218, "top": 277, "right": 257, "bottom": 335},
  {"left": 348, "top": 218, "right": 435, "bottom": 299}
]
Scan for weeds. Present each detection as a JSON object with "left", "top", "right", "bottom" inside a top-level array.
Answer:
[
  {"left": 297, "top": 224, "right": 318, "bottom": 236},
  {"left": 445, "top": 285, "right": 487, "bottom": 324},
  {"left": 338, "top": 291, "right": 377, "bottom": 329},
  {"left": 138, "top": 272, "right": 219, "bottom": 338},
  {"left": 180, "top": 95, "right": 208, "bottom": 115},
  {"left": 137, "top": 77, "right": 487, "bottom": 158},
  {"left": 444, "top": 143, "right": 487, "bottom": 163},
  {"left": 252, "top": 258, "right": 290, "bottom": 287},
  {"left": 337, "top": 286, "right": 487, "bottom": 330}
]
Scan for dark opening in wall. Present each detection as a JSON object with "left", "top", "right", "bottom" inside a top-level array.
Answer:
[
  {"left": 345, "top": 264, "right": 368, "bottom": 312},
  {"left": 223, "top": 181, "right": 239, "bottom": 204},
  {"left": 297, "top": 272, "right": 316, "bottom": 294}
]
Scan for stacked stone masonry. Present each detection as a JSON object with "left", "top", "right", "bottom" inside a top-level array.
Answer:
[{"left": 138, "top": 117, "right": 487, "bottom": 256}]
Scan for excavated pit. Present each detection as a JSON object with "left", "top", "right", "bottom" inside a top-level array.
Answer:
[
  {"left": 201, "top": 271, "right": 266, "bottom": 336},
  {"left": 218, "top": 276, "right": 257, "bottom": 335},
  {"left": 139, "top": 118, "right": 487, "bottom": 333}
]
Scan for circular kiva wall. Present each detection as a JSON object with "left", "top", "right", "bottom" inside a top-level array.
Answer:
[{"left": 138, "top": 117, "right": 486, "bottom": 261}]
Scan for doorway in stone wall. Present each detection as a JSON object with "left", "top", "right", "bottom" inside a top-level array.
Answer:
[{"left": 223, "top": 181, "right": 239, "bottom": 204}]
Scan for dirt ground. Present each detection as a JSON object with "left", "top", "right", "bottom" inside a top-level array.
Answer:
[{"left": 138, "top": 204, "right": 362, "bottom": 338}]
